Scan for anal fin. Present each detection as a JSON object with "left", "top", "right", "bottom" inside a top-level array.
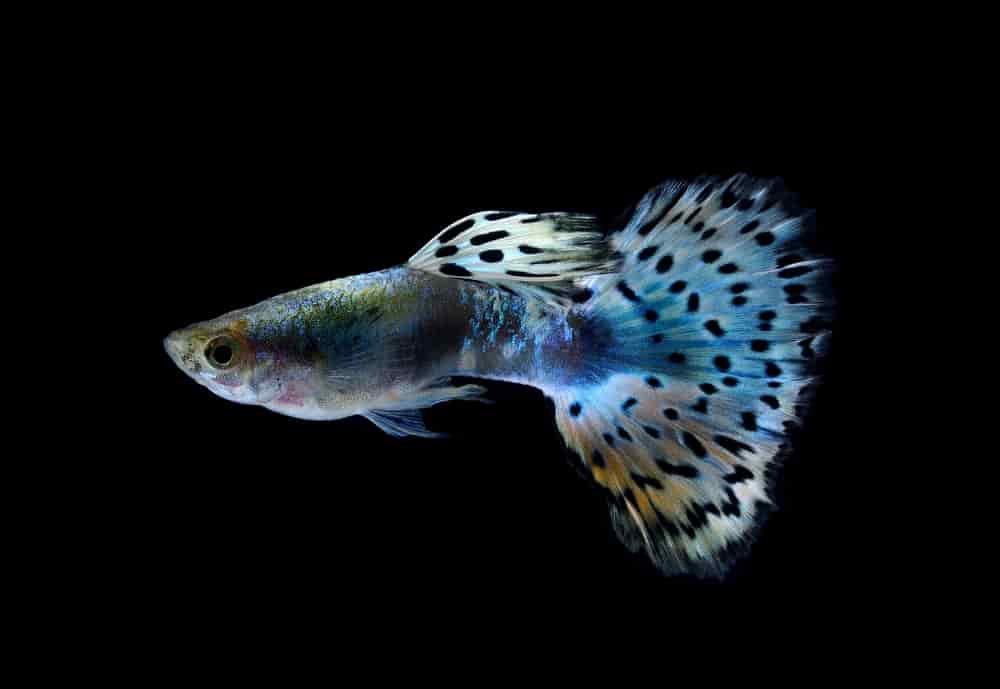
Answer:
[
  {"left": 363, "top": 380, "right": 489, "bottom": 438},
  {"left": 364, "top": 409, "right": 443, "bottom": 438}
]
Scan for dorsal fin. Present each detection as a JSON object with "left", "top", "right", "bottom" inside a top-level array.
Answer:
[{"left": 407, "top": 211, "right": 620, "bottom": 308}]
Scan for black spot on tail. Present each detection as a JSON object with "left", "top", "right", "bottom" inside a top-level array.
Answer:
[
  {"left": 705, "top": 320, "right": 725, "bottom": 337},
  {"left": 637, "top": 196, "right": 677, "bottom": 236},
  {"left": 638, "top": 246, "right": 658, "bottom": 261},
  {"left": 622, "top": 488, "right": 637, "bottom": 509},
  {"left": 722, "top": 487, "right": 742, "bottom": 517},
  {"left": 696, "top": 183, "right": 715, "bottom": 203},
  {"left": 656, "top": 459, "right": 699, "bottom": 479},
  {"left": 715, "top": 435, "right": 755, "bottom": 457},
  {"left": 617, "top": 282, "right": 640, "bottom": 302},
  {"left": 686, "top": 504, "right": 708, "bottom": 531},
  {"left": 723, "top": 466, "right": 754, "bottom": 484},
  {"left": 785, "top": 284, "right": 808, "bottom": 303},
  {"left": 435, "top": 245, "right": 459, "bottom": 258},
  {"left": 777, "top": 253, "right": 804, "bottom": 268},
  {"left": 479, "top": 250, "right": 504, "bottom": 263},
  {"left": 682, "top": 432, "right": 707, "bottom": 458},
  {"left": 656, "top": 255, "right": 674, "bottom": 273},
  {"left": 632, "top": 473, "right": 664, "bottom": 490},
  {"left": 721, "top": 184, "right": 738, "bottom": 209}
]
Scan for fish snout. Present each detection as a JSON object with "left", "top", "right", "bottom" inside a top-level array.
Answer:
[{"left": 163, "top": 330, "right": 189, "bottom": 369}]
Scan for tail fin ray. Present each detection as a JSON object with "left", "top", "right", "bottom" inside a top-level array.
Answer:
[{"left": 551, "top": 175, "right": 832, "bottom": 577}]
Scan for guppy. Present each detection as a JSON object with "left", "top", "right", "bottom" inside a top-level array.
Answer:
[{"left": 165, "top": 175, "right": 833, "bottom": 577}]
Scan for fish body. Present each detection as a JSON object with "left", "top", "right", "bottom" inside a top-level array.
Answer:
[
  {"left": 166, "top": 176, "right": 833, "bottom": 576},
  {"left": 166, "top": 267, "right": 601, "bottom": 424}
]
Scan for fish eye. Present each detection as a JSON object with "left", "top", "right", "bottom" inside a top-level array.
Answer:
[{"left": 204, "top": 336, "right": 238, "bottom": 369}]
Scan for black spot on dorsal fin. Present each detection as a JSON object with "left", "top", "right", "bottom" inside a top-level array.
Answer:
[
  {"left": 470, "top": 230, "right": 510, "bottom": 245},
  {"left": 438, "top": 218, "right": 475, "bottom": 243},
  {"left": 440, "top": 263, "right": 472, "bottom": 277}
]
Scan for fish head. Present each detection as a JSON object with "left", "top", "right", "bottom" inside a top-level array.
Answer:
[{"left": 164, "top": 317, "right": 282, "bottom": 406}]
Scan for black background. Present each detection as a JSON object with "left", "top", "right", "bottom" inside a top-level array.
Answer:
[{"left": 75, "top": 41, "right": 868, "bottom": 630}]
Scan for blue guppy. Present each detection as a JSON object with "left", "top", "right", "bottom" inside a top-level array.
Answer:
[{"left": 165, "top": 176, "right": 833, "bottom": 577}]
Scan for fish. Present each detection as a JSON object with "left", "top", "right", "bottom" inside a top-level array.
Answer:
[{"left": 165, "top": 175, "right": 833, "bottom": 577}]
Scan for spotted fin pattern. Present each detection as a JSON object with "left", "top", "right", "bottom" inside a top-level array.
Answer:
[
  {"left": 553, "top": 175, "right": 832, "bottom": 577},
  {"left": 408, "top": 211, "right": 620, "bottom": 308}
]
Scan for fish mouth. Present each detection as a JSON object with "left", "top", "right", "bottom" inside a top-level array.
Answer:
[{"left": 163, "top": 330, "right": 191, "bottom": 371}]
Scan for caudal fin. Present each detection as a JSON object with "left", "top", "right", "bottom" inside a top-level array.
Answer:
[{"left": 551, "top": 175, "right": 833, "bottom": 577}]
